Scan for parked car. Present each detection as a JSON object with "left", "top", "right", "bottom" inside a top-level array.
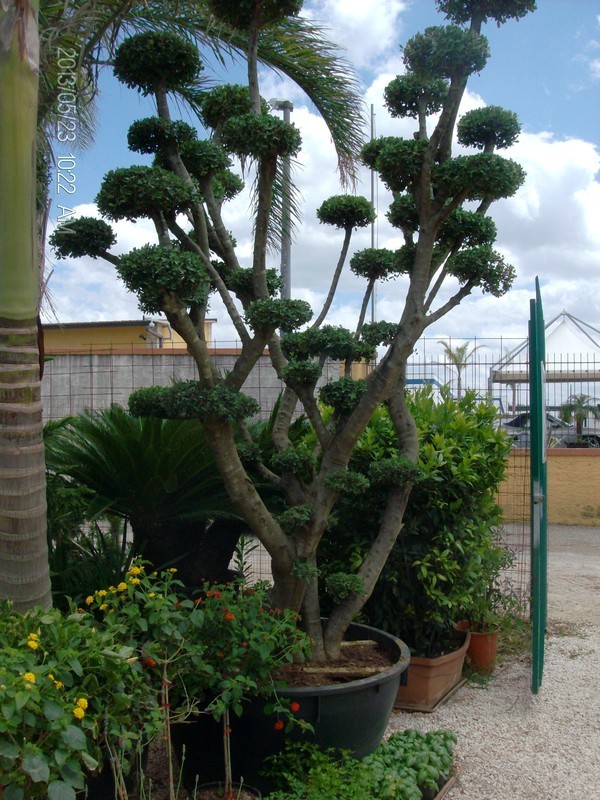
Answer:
[{"left": 500, "top": 412, "right": 600, "bottom": 448}]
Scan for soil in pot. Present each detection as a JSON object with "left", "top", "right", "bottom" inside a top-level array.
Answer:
[{"left": 172, "top": 623, "right": 409, "bottom": 795}]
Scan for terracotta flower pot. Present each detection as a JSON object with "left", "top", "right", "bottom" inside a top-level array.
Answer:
[
  {"left": 466, "top": 628, "right": 499, "bottom": 674},
  {"left": 394, "top": 630, "right": 470, "bottom": 712}
]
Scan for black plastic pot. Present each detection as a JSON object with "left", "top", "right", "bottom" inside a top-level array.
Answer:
[{"left": 172, "top": 622, "right": 410, "bottom": 794}]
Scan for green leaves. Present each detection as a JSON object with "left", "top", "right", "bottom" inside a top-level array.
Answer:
[
  {"left": 49, "top": 217, "right": 116, "bottom": 260},
  {"left": 96, "top": 166, "right": 197, "bottom": 222},
  {"left": 433, "top": 152, "right": 526, "bottom": 201},
  {"left": 116, "top": 245, "right": 208, "bottom": 315},
  {"left": 457, "top": 105, "right": 521, "bottom": 151},
  {"left": 403, "top": 25, "right": 489, "bottom": 79},
  {"left": 384, "top": 73, "right": 448, "bottom": 119},
  {"left": 245, "top": 298, "right": 312, "bottom": 333},
  {"left": 206, "top": 0, "right": 303, "bottom": 31},
  {"left": 129, "top": 381, "right": 260, "bottom": 422},
  {"left": 113, "top": 31, "right": 202, "bottom": 95},
  {"left": 316, "top": 194, "right": 375, "bottom": 230},
  {"left": 221, "top": 113, "right": 302, "bottom": 158}
]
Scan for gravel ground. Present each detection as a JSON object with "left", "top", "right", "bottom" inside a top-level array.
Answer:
[
  {"left": 387, "top": 525, "right": 600, "bottom": 800},
  {"left": 387, "top": 625, "right": 600, "bottom": 799}
]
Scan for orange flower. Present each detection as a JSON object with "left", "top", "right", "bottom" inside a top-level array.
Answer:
[
  {"left": 274, "top": 720, "right": 284, "bottom": 731},
  {"left": 290, "top": 702, "right": 300, "bottom": 713},
  {"left": 224, "top": 612, "right": 235, "bottom": 621}
]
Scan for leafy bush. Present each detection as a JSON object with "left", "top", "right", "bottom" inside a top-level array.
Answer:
[{"left": 319, "top": 388, "right": 513, "bottom": 656}]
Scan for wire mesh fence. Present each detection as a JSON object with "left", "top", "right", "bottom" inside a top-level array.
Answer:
[{"left": 47, "top": 334, "right": 600, "bottom": 608}]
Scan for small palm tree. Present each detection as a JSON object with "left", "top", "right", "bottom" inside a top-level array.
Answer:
[
  {"left": 560, "top": 394, "right": 600, "bottom": 442},
  {"left": 437, "top": 341, "right": 486, "bottom": 400}
]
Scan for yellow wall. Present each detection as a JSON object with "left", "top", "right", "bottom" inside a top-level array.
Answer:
[
  {"left": 500, "top": 448, "right": 600, "bottom": 525},
  {"left": 44, "top": 320, "right": 214, "bottom": 352}
]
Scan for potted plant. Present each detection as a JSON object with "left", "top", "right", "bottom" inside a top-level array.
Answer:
[
  {"left": 559, "top": 393, "right": 600, "bottom": 447},
  {"left": 50, "top": 0, "right": 533, "bottom": 757},
  {"left": 456, "top": 538, "right": 520, "bottom": 674},
  {"left": 319, "top": 389, "right": 513, "bottom": 707}
]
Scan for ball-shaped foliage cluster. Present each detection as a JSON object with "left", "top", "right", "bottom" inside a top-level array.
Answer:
[
  {"left": 446, "top": 244, "right": 515, "bottom": 296},
  {"left": 113, "top": 32, "right": 202, "bottom": 95},
  {"left": 437, "top": 209, "right": 497, "bottom": 250},
  {"left": 362, "top": 137, "right": 428, "bottom": 193},
  {"left": 384, "top": 74, "right": 448, "bottom": 119},
  {"left": 49, "top": 217, "right": 115, "bottom": 259},
  {"left": 223, "top": 266, "right": 281, "bottom": 298},
  {"left": 179, "top": 140, "right": 232, "bottom": 179},
  {"left": 245, "top": 298, "right": 312, "bottom": 333},
  {"left": 457, "top": 106, "right": 520, "bottom": 151},
  {"left": 127, "top": 118, "right": 197, "bottom": 155},
  {"left": 386, "top": 195, "right": 419, "bottom": 234},
  {"left": 324, "top": 468, "right": 370, "bottom": 494},
  {"left": 350, "top": 248, "right": 399, "bottom": 282},
  {"left": 207, "top": 0, "right": 303, "bottom": 30},
  {"left": 433, "top": 153, "right": 525, "bottom": 202},
  {"left": 116, "top": 245, "right": 208, "bottom": 314},
  {"left": 212, "top": 170, "right": 245, "bottom": 202},
  {"left": 316, "top": 195, "right": 375, "bottom": 230},
  {"left": 200, "top": 84, "right": 255, "bottom": 130},
  {"left": 320, "top": 378, "right": 368, "bottom": 417},
  {"left": 360, "top": 321, "right": 400, "bottom": 348},
  {"left": 129, "top": 381, "right": 260, "bottom": 422},
  {"left": 282, "top": 326, "right": 375, "bottom": 363},
  {"left": 281, "top": 359, "right": 323, "bottom": 388},
  {"left": 403, "top": 25, "right": 489, "bottom": 79},
  {"left": 96, "top": 166, "right": 198, "bottom": 221},
  {"left": 220, "top": 114, "right": 302, "bottom": 159},
  {"left": 438, "top": 0, "right": 536, "bottom": 26}
]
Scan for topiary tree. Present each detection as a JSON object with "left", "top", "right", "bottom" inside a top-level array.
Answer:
[{"left": 51, "top": 0, "right": 535, "bottom": 662}]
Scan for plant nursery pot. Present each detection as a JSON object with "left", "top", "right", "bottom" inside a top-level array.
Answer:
[
  {"left": 466, "top": 628, "right": 499, "bottom": 673},
  {"left": 171, "top": 622, "right": 410, "bottom": 794},
  {"left": 394, "top": 630, "right": 470, "bottom": 712}
]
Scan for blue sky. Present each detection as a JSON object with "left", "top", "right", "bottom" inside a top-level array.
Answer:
[{"left": 46, "top": 0, "right": 600, "bottom": 349}]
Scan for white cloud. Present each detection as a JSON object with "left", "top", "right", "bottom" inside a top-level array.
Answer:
[
  {"left": 44, "top": 2, "right": 600, "bottom": 350},
  {"left": 301, "top": 0, "right": 410, "bottom": 71}
]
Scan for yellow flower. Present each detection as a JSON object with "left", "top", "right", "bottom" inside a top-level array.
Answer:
[
  {"left": 128, "top": 566, "right": 142, "bottom": 576},
  {"left": 85, "top": 595, "right": 94, "bottom": 605},
  {"left": 99, "top": 604, "right": 107, "bottom": 611},
  {"left": 73, "top": 706, "right": 85, "bottom": 720},
  {"left": 167, "top": 568, "right": 178, "bottom": 573},
  {"left": 76, "top": 697, "right": 88, "bottom": 710},
  {"left": 54, "top": 680, "right": 64, "bottom": 690},
  {"left": 147, "top": 592, "right": 156, "bottom": 598},
  {"left": 130, "top": 578, "right": 140, "bottom": 585},
  {"left": 117, "top": 582, "right": 127, "bottom": 591},
  {"left": 27, "top": 640, "right": 39, "bottom": 650},
  {"left": 97, "top": 589, "right": 107, "bottom": 597},
  {"left": 23, "top": 672, "right": 36, "bottom": 684},
  {"left": 28, "top": 632, "right": 39, "bottom": 641}
]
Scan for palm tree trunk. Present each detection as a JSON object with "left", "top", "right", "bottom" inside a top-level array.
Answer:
[{"left": 0, "top": 0, "right": 52, "bottom": 611}]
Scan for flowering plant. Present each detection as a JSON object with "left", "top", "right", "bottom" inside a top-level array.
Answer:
[
  {"left": 82, "top": 560, "right": 312, "bottom": 797},
  {"left": 0, "top": 600, "right": 162, "bottom": 800},
  {"left": 82, "top": 561, "right": 311, "bottom": 719}
]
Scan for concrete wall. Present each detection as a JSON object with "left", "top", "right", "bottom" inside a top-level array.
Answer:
[
  {"left": 41, "top": 350, "right": 339, "bottom": 421},
  {"left": 501, "top": 448, "right": 600, "bottom": 526}
]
